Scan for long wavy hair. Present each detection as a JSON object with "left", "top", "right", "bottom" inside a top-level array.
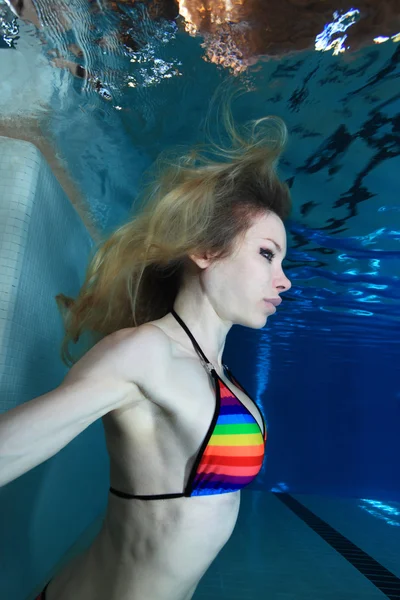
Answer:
[{"left": 55, "top": 85, "right": 292, "bottom": 366}]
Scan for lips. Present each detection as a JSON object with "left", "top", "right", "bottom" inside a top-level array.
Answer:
[{"left": 264, "top": 297, "right": 282, "bottom": 307}]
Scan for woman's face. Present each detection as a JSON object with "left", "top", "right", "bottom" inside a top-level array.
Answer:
[{"left": 204, "top": 211, "right": 292, "bottom": 328}]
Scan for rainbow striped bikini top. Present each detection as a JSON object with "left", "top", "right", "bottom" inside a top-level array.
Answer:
[{"left": 109, "top": 309, "right": 267, "bottom": 501}]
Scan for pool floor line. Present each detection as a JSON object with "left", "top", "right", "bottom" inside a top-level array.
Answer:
[{"left": 274, "top": 493, "right": 400, "bottom": 600}]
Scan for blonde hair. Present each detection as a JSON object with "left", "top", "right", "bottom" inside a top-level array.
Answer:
[{"left": 56, "top": 85, "right": 292, "bottom": 366}]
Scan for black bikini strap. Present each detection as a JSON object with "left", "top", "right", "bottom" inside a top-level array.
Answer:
[{"left": 171, "top": 309, "right": 214, "bottom": 373}]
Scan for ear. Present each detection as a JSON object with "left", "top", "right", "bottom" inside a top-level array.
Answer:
[{"left": 187, "top": 250, "right": 215, "bottom": 271}]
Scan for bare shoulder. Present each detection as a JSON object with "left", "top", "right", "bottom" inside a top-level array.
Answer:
[{"left": 63, "top": 323, "right": 173, "bottom": 392}]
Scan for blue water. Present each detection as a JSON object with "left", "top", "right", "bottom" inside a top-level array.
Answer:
[{"left": 0, "top": 2, "right": 399, "bottom": 599}]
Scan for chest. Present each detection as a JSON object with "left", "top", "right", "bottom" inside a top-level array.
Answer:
[
  {"left": 140, "top": 352, "right": 265, "bottom": 443},
  {"left": 104, "top": 343, "right": 266, "bottom": 499}
]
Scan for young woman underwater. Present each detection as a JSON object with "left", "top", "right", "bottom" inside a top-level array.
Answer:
[{"left": 0, "top": 87, "right": 292, "bottom": 600}]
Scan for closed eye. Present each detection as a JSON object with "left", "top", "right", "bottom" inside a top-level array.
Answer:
[{"left": 260, "top": 248, "right": 276, "bottom": 263}]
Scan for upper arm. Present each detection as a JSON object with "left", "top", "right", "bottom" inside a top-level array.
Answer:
[{"left": 0, "top": 325, "right": 172, "bottom": 486}]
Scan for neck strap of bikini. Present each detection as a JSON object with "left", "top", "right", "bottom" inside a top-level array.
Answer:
[{"left": 171, "top": 308, "right": 215, "bottom": 373}]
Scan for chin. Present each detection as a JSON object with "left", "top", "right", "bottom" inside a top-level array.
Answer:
[{"left": 240, "top": 314, "right": 269, "bottom": 329}]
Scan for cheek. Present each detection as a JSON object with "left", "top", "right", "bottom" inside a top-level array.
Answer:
[
  {"left": 214, "top": 261, "right": 247, "bottom": 300},
  {"left": 234, "top": 259, "right": 265, "bottom": 294}
]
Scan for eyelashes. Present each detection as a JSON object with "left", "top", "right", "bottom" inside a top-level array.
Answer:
[{"left": 260, "top": 248, "right": 276, "bottom": 263}]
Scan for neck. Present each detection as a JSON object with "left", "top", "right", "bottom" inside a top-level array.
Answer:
[{"left": 172, "top": 285, "right": 232, "bottom": 370}]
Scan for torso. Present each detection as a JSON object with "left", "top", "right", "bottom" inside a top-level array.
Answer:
[{"left": 46, "top": 314, "right": 265, "bottom": 600}]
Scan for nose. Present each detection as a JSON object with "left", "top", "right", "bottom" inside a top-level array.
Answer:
[{"left": 276, "top": 271, "right": 292, "bottom": 294}]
